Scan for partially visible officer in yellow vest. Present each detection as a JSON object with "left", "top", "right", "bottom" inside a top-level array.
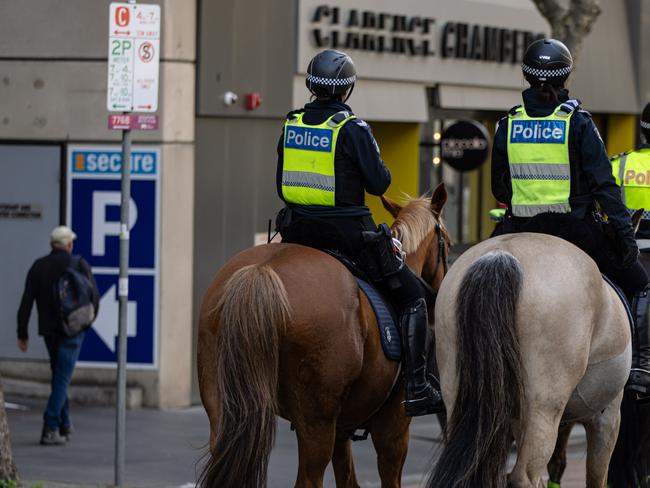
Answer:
[
  {"left": 612, "top": 103, "right": 650, "bottom": 242},
  {"left": 275, "top": 49, "right": 443, "bottom": 416},
  {"left": 492, "top": 39, "right": 650, "bottom": 395}
]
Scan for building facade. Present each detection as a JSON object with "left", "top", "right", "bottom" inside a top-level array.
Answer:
[{"left": 0, "top": 0, "right": 648, "bottom": 407}]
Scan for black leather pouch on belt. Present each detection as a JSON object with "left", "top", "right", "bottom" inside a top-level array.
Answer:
[{"left": 357, "top": 223, "right": 403, "bottom": 283}]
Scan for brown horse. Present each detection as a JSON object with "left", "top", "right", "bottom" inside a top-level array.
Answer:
[{"left": 196, "top": 184, "right": 450, "bottom": 488}]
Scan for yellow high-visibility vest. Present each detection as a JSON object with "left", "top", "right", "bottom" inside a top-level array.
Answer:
[
  {"left": 281, "top": 110, "right": 356, "bottom": 206},
  {"left": 506, "top": 103, "right": 575, "bottom": 217},
  {"left": 612, "top": 148, "right": 650, "bottom": 218}
]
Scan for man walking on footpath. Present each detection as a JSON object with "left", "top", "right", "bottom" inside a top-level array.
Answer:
[{"left": 17, "top": 226, "right": 99, "bottom": 445}]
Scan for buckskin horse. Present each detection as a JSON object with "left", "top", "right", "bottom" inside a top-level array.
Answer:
[
  {"left": 429, "top": 232, "right": 631, "bottom": 488},
  {"left": 197, "top": 184, "right": 450, "bottom": 488},
  {"left": 546, "top": 244, "right": 650, "bottom": 488}
]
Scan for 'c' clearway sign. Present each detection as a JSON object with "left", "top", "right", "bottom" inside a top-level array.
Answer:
[
  {"left": 107, "top": 2, "right": 161, "bottom": 112},
  {"left": 67, "top": 145, "right": 160, "bottom": 368}
]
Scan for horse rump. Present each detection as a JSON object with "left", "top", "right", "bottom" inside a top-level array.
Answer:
[
  {"left": 429, "top": 251, "right": 524, "bottom": 488},
  {"left": 198, "top": 264, "right": 291, "bottom": 488}
]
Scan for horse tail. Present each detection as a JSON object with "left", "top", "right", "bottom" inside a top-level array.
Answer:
[
  {"left": 608, "top": 389, "right": 650, "bottom": 488},
  {"left": 198, "top": 264, "right": 290, "bottom": 488},
  {"left": 429, "top": 250, "right": 524, "bottom": 488}
]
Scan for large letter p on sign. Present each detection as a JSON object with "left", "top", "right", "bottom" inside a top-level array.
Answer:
[{"left": 116, "top": 6, "right": 130, "bottom": 27}]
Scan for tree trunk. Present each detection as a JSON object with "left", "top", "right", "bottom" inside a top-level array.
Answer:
[
  {"left": 0, "top": 381, "right": 18, "bottom": 482},
  {"left": 532, "top": 0, "right": 601, "bottom": 60}
]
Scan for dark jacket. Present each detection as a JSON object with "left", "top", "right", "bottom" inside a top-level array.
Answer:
[
  {"left": 17, "top": 249, "right": 99, "bottom": 340},
  {"left": 276, "top": 100, "right": 391, "bottom": 213},
  {"left": 492, "top": 88, "right": 633, "bottom": 232}
]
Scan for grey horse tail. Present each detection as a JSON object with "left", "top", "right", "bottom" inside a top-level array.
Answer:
[{"left": 428, "top": 250, "right": 524, "bottom": 488}]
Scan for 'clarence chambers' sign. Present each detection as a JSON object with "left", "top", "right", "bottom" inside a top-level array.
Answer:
[{"left": 310, "top": 5, "right": 544, "bottom": 64}]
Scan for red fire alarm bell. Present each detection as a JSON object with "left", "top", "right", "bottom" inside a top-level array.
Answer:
[{"left": 245, "top": 92, "right": 262, "bottom": 110}]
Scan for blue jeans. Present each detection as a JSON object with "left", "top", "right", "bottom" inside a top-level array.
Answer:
[{"left": 43, "top": 332, "right": 85, "bottom": 430}]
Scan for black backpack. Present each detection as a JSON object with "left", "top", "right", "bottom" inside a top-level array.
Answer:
[{"left": 55, "top": 256, "right": 96, "bottom": 337}]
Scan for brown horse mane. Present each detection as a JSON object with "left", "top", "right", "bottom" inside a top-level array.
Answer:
[{"left": 390, "top": 196, "right": 450, "bottom": 254}]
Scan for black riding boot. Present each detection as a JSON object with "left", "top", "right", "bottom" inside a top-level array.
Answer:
[
  {"left": 400, "top": 298, "right": 444, "bottom": 416},
  {"left": 628, "top": 285, "right": 650, "bottom": 395}
]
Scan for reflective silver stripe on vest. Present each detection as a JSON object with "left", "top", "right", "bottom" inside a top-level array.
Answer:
[
  {"left": 618, "top": 153, "right": 628, "bottom": 206},
  {"left": 626, "top": 208, "right": 650, "bottom": 219},
  {"left": 511, "top": 203, "right": 571, "bottom": 217},
  {"left": 510, "top": 163, "right": 570, "bottom": 181},
  {"left": 282, "top": 171, "right": 335, "bottom": 192}
]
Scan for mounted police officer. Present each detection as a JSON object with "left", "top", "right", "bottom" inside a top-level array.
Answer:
[
  {"left": 275, "top": 49, "right": 442, "bottom": 416},
  {"left": 492, "top": 39, "right": 650, "bottom": 395}
]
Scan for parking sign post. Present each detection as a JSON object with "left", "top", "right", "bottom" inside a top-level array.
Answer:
[
  {"left": 107, "top": 1, "right": 160, "bottom": 485},
  {"left": 115, "top": 126, "right": 131, "bottom": 486}
]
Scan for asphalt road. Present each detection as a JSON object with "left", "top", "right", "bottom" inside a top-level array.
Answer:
[{"left": 6, "top": 395, "right": 588, "bottom": 487}]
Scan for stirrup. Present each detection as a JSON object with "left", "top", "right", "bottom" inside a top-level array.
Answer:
[{"left": 403, "top": 386, "right": 445, "bottom": 416}]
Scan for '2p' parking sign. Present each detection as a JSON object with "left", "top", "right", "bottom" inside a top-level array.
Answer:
[{"left": 66, "top": 145, "right": 160, "bottom": 368}]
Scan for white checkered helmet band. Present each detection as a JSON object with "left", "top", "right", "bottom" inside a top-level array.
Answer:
[
  {"left": 306, "top": 73, "right": 356, "bottom": 87},
  {"left": 521, "top": 63, "right": 573, "bottom": 80},
  {"left": 641, "top": 120, "right": 650, "bottom": 130}
]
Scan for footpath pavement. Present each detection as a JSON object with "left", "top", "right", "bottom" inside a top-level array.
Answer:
[{"left": 5, "top": 395, "right": 588, "bottom": 487}]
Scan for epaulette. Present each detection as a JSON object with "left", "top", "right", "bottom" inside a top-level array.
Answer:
[
  {"left": 508, "top": 105, "right": 523, "bottom": 116},
  {"left": 285, "top": 109, "right": 304, "bottom": 121},
  {"left": 610, "top": 150, "right": 632, "bottom": 161},
  {"left": 329, "top": 110, "right": 353, "bottom": 126},
  {"left": 556, "top": 99, "right": 582, "bottom": 116}
]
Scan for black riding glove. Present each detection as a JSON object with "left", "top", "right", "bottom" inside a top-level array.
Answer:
[{"left": 617, "top": 226, "right": 639, "bottom": 269}]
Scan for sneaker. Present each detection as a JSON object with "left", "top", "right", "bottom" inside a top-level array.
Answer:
[
  {"left": 40, "top": 427, "right": 67, "bottom": 446},
  {"left": 59, "top": 424, "right": 74, "bottom": 441}
]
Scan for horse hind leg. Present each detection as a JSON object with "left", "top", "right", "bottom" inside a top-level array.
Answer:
[
  {"left": 508, "top": 408, "right": 564, "bottom": 488},
  {"left": 294, "top": 419, "right": 337, "bottom": 488},
  {"left": 368, "top": 384, "right": 411, "bottom": 488},
  {"left": 332, "top": 435, "right": 360, "bottom": 488},
  {"left": 584, "top": 396, "right": 622, "bottom": 488},
  {"left": 547, "top": 422, "right": 574, "bottom": 487}
]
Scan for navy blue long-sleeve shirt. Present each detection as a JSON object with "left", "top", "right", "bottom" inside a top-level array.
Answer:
[
  {"left": 492, "top": 88, "right": 633, "bottom": 232},
  {"left": 276, "top": 100, "right": 391, "bottom": 211}
]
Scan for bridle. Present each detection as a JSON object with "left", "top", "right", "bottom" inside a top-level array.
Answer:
[{"left": 410, "top": 222, "right": 449, "bottom": 301}]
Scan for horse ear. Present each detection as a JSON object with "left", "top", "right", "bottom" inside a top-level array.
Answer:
[
  {"left": 381, "top": 195, "right": 402, "bottom": 218},
  {"left": 431, "top": 183, "right": 448, "bottom": 216}
]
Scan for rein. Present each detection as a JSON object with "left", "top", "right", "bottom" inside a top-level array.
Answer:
[{"left": 410, "top": 222, "right": 448, "bottom": 301}]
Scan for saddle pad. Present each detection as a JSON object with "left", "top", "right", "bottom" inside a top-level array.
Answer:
[
  {"left": 355, "top": 278, "right": 401, "bottom": 361},
  {"left": 602, "top": 274, "right": 634, "bottom": 331}
]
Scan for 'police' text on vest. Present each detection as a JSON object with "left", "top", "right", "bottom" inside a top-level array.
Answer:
[
  {"left": 510, "top": 120, "right": 566, "bottom": 144},
  {"left": 285, "top": 126, "right": 333, "bottom": 152}
]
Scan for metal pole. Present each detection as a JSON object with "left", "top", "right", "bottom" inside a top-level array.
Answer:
[
  {"left": 477, "top": 165, "right": 484, "bottom": 241},
  {"left": 457, "top": 171, "right": 464, "bottom": 243},
  {"left": 115, "top": 126, "right": 131, "bottom": 487}
]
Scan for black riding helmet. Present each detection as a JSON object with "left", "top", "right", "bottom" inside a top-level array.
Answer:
[
  {"left": 305, "top": 49, "right": 356, "bottom": 100},
  {"left": 642, "top": 102, "right": 650, "bottom": 139},
  {"left": 522, "top": 38, "right": 573, "bottom": 86}
]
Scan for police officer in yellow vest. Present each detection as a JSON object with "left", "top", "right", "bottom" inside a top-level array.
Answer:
[
  {"left": 612, "top": 103, "right": 650, "bottom": 242},
  {"left": 610, "top": 102, "right": 650, "bottom": 390},
  {"left": 492, "top": 39, "right": 650, "bottom": 394},
  {"left": 276, "top": 49, "right": 443, "bottom": 416}
]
